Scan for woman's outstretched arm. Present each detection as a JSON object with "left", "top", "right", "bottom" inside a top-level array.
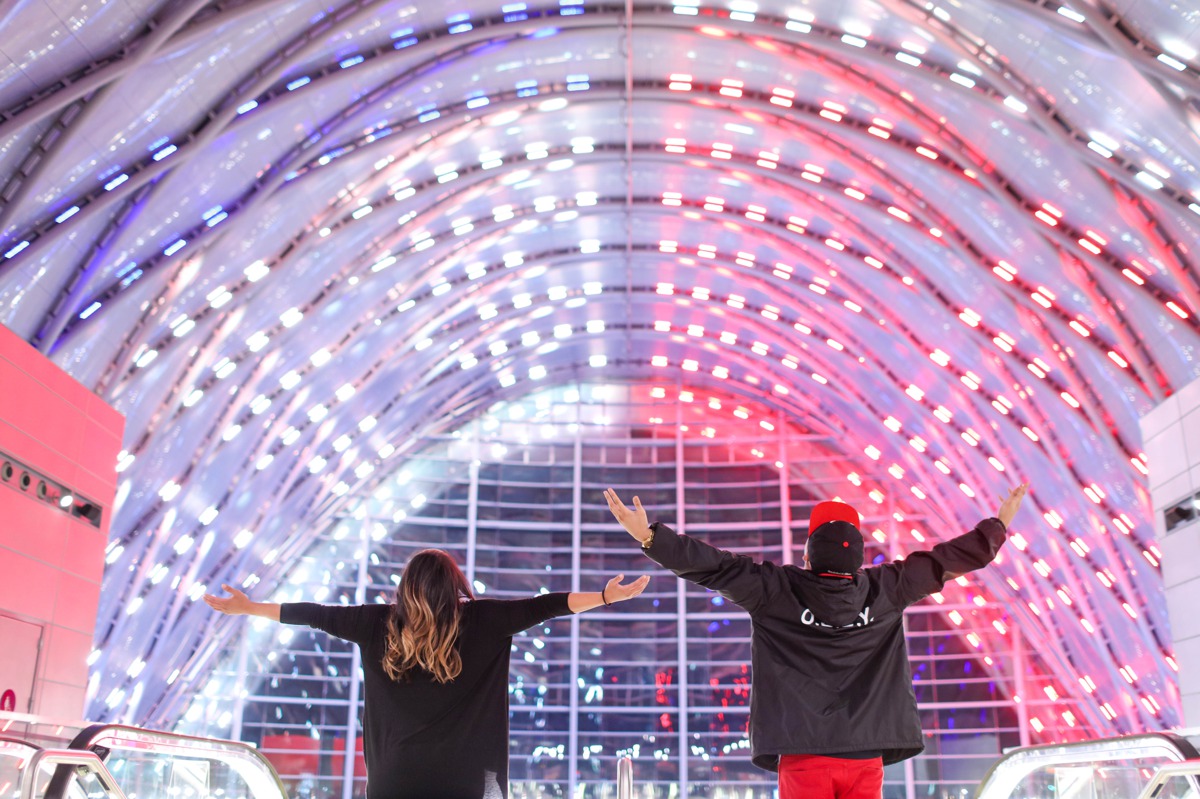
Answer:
[
  {"left": 204, "top": 584, "right": 281, "bottom": 621},
  {"left": 568, "top": 574, "right": 651, "bottom": 613}
]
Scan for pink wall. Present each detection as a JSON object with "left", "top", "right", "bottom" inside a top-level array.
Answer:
[{"left": 0, "top": 323, "right": 124, "bottom": 720}]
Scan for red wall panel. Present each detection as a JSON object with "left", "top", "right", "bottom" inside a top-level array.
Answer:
[{"left": 0, "top": 322, "right": 125, "bottom": 720}]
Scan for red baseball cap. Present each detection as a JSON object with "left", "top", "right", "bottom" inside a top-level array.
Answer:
[{"left": 809, "top": 500, "right": 861, "bottom": 531}]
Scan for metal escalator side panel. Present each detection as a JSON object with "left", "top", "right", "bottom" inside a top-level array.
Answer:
[
  {"left": 975, "top": 733, "right": 1199, "bottom": 799},
  {"left": 23, "top": 749, "right": 127, "bottom": 799},
  {"left": 65, "top": 723, "right": 288, "bottom": 799}
]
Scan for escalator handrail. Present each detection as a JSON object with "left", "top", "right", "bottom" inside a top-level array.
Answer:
[
  {"left": 974, "top": 731, "right": 1200, "bottom": 799},
  {"left": 23, "top": 748, "right": 128, "bottom": 799},
  {"left": 0, "top": 736, "right": 41, "bottom": 771},
  {"left": 1134, "top": 760, "right": 1200, "bottom": 799},
  {"left": 66, "top": 723, "right": 288, "bottom": 799}
]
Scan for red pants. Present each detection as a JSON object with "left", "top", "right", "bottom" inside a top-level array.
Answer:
[{"left": 778, "top": 754, "right": 884, "bottom": 799}]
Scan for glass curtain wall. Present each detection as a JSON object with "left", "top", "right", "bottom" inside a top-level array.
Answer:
[{"left": 187, "top": 384, "right": 1039, "bottom": 799}]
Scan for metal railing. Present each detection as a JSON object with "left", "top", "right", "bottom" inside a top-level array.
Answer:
[
  {"left": 617, "top": 754, "right": 633, "bottom": 799},
  {"left": 1135, "top": 760, "right": 1200, "bottom": 799},
  {"left": 26, "top": 749, "right": 127, "bottom": 799},
  {"left": 0, "top": 714, "right": 288, "bottom": 799},
  {"left": 974, "top": 731, "right": 1200, "bottom": 799},
  {"left": 68, "top": 724, "right": 288, "bottom": 799},
  {"left": 0, "top": 710, "right": 88, "bottom": 749}
]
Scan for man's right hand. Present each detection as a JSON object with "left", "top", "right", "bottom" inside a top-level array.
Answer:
[
  {"left": 604, "top": 488, "right": 653, "bottom": 544},
  {"left": 997, "top": 483, "right": 1029, "bottom": 528}
]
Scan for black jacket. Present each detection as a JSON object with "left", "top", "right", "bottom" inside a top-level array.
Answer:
[{"left": 642, "top": 518, "right": 1007, "bottom": 769}]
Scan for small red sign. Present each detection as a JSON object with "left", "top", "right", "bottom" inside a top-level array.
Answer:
[{"left": 0, "top": 690, "right": 15, "bottom": 712}]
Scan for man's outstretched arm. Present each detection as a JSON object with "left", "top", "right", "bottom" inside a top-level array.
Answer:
[
  {"left": 887, "top": 483, "right": 1029, "bottom": 607},
  {"left": 604, "top": 488, "right": 773, "bottom": 612}
]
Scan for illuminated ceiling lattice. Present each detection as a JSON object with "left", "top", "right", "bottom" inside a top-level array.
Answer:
[{"left": 1, "top": 0, "right": 1197, "bottom": 738}]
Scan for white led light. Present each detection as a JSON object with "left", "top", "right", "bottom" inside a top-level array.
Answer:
[{"left": 1003, "top": 96, "right": 1028, "bottom": 113}]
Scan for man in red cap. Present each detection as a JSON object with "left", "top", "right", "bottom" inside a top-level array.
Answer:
[{"left": 605, "top": 483, "right": 1028, "bottom": 799}]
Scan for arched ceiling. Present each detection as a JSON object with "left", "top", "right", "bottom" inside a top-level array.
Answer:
[{"left": 2, "top": 0, "right": 1199, "bottom": 739}]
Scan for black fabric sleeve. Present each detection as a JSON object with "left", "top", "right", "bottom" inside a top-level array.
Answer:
[
  {"left": 279, "top": 602, "right": 381, "bottom": 646},
  {"left": 878, "top": 518, "right": 1008, "bottom": 608},
  {"left": 642, "top": 522, "right": 774, "bottom": 614},
  {"left": 473, "top": 592, "right": 573, "bottom": 637}
]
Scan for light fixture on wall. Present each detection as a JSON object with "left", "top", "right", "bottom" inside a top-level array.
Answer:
[{"left": 0, "top": 449, "right": 103, "bottom": 529}]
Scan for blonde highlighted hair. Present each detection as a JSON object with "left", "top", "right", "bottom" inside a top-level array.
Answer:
[{"left": 383, "top": 549, "right": 474, "bottom": 684}]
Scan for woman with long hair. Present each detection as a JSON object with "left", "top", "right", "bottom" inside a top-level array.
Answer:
[{"left": 205, "top": 549, "right": 649, "bottom": 799}]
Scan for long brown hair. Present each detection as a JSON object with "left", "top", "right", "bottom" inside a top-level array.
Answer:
[{"left": 383, "top": 549, "right": 474, "bottom": 683}]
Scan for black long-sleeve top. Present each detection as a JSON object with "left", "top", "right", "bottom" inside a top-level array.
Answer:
[
  {"left": 280, "top": 592, "right": 573, "bottom": 799},
  {"left": 642, "top": 518, "right": 1008, "bottom": 769}
]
